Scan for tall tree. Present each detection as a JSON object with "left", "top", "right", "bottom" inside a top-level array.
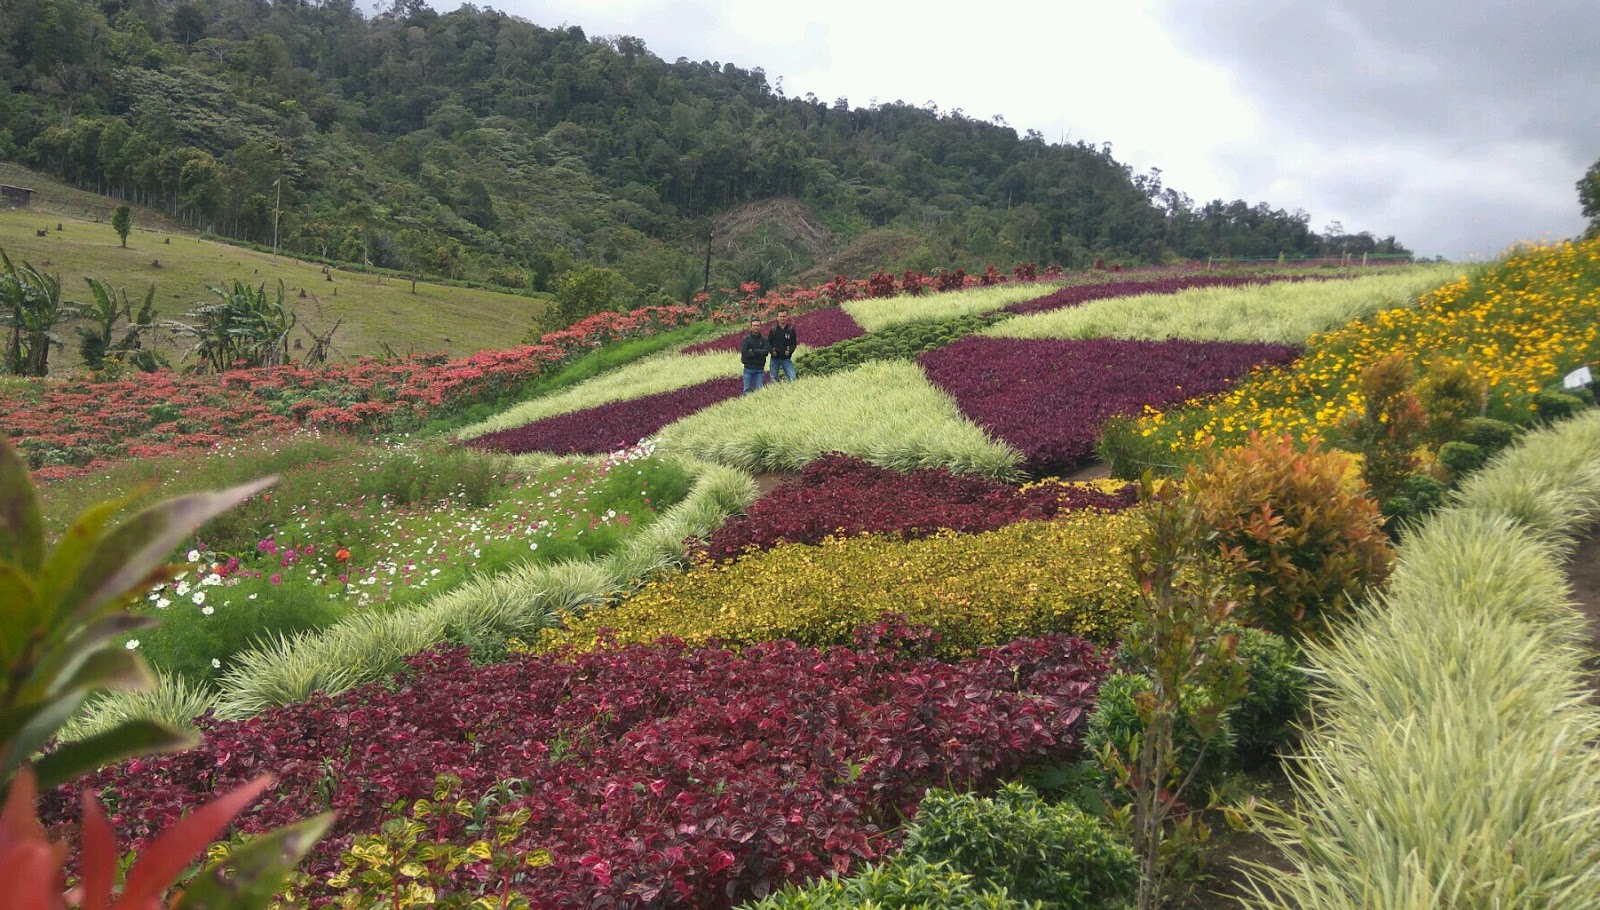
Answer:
[{"left": 111, "top": 204, "right": 131, "bottom": 247}]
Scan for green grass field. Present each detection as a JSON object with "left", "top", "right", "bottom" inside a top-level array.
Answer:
[{"left": 0, "top": 166, "right": 548, "bottom": 373}]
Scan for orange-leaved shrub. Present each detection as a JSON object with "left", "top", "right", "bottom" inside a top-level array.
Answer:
[{"left": 1185, "top": 434, "right": 1394, "bottom": 639}]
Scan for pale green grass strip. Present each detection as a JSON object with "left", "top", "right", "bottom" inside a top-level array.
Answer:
[
  {"left": 456, "top": 351, "right": 739, "bottom": 441},
  {"left": 207, "top": 457, "right": 756, "bottom": 719},
  {"left": 59, "top": 673, "right": 219, "bottom": 740},
  {"left": 842, "top": 283, "right": 1051, "bottom": 333},
  {"left": 985, "top": 264, "right": 1462, "bottom": 344},
  {"left": 652, "top": 359, "right": 1023, "bottom": 478},
  {"left": 1245, "top": 409, "right": 1600, "bottom": 910}
]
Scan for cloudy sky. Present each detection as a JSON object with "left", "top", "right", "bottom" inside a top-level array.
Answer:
[{"left": 451, "top": 0, "right": 1597, "bottom": 260}]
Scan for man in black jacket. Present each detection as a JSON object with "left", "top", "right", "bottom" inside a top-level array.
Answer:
[
  {"left": 768, "top": 309, "right": 798, "bottom": 383},
  {"left": 740, "top": 317, "right": 770, "bottom": 395}
]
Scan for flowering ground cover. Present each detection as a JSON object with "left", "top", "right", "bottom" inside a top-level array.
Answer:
[
  {"left": 681, "top": 306, "right": 867, "bottom": 354},
  {"left": 1107, "top": 238, "right": 1600, "bottom": 467},
  {"left": 2, "top": 305, "right": 704, "bottom": 480},
  {"left": 919, "top": 336, "right": 1300, "bottom": 475},
  {"left": 988, "top": 265, "right": 1460, "bottom": 345},
  {"left": 542, "top": 511, "right": 1143, "bottom": 656},
  {"left": 130, "top": 443, "right": 689, "bottom": 687},
  {"left": 58, "top": 628, "right": 1110, "bottom": 908},
  {"left": 700, "top": 452, "right": 1135, "bottom": 561},
  {"left": 466, "top": 378, "right": 742, "bottom": 456}
]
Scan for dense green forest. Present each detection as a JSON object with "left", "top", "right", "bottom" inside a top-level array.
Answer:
[{"left": 0, "top": 0, "right": 1409, "bottom": 299}]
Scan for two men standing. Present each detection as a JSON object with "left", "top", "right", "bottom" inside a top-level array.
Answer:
[{"left": 740, "top": 310, "right": 798, "bottom": 395}]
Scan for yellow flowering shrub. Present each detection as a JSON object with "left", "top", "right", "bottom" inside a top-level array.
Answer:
[
  {"left": 535, "top": 510, "right": 1144, "bottom": 657},
  {"left": 1104, "top": 238, "right": 1600, "bottom": 472}
]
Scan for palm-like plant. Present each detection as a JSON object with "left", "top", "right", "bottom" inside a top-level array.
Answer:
[
  {"left": 0, "top": 251, "right": 80, "bottom": 376},
  {"left": 176, "top": 280, "right": 297, "bottom": 372}
]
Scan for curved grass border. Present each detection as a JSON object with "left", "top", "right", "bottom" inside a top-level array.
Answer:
[
  {"left": 65, "top": 457, "right": 758, "bottom": 729},
  {"left": 1244, "top": 408, "right": 1600, "bottom": 908}
]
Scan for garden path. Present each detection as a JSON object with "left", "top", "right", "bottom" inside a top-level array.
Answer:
[{"left": 1570, "top": 533, "right": 1600, "bottom": 700}]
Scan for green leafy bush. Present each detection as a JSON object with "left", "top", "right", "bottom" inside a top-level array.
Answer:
[
  {"left": 1533, "top": 388, "right": 1591, "bottom": 423},
  {"left": 1185, "top": 434, "right": 1395, "bottom": 639},
  {"left": 795, "top": 312, "right": 1007, "bottom": 377},
  {"left": 903, "top": 784, "right": 1137, "bottom": 910},
  {"left": 1380, "top": 473, "right": 1449, "bottom": 530},
  {"left": 1230, "top": 628, "right": 1309, "bottom": 765},
  {"left": 1415, "top": 357, "right": 1488, "bottom": 445},
  {"left": 1459, "top": 416, "right": 1518, "bottom": 451},
  {"left": 1085, "top": 673, "right": 1236, "bottom": 794},
  {"left": 1437, "top": 440, "right": 1488, "bottom": 476}
]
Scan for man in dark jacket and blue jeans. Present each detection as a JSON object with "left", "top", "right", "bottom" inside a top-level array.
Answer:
[
  {"left": 740, "top": 317, "right": 770, "bottom": 395},
  {"left": 768, "top": 310, "right": 798, "bottom": 383}
]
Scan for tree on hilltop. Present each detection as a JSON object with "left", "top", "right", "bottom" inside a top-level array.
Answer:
[{"left": 1580, "top": 156, "right": 1600, "bottom": 239}]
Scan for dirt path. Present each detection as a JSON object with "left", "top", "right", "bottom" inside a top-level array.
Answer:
[{"left": 1569, "top": 533, "right": 1600, "bottom": 696}]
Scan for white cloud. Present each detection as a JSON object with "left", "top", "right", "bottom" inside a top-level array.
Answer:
[{"left": 447, "top": 0, "right": 1598, "bottom": 259}]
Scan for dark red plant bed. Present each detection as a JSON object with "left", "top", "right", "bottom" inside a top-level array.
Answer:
[
  {"left": 51, "top": 624, "right": 1109, "bottom": 909},
  {"left": 919, "top": 336, "right": 1300, "bottom": 475},
  {"left": 465, "top": 377, "right": 740, "bottom": 455},
  {"left": 700, "top": 452, "right": 1137, "bottom": 560},
  {"left": 1001, "top": 273, "right": 1320, "bottom": 316},
  {"left": 682, "top": 307, "right": 867, "bottom": 354}
]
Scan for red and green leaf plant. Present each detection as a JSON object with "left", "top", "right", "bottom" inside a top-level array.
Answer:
[
  {"left": 1336, "top": 353, "right": 1430, "bottom": 506},
  {"left": 1184, "top": 434, "right": 1395, "bottom": 639},
  {"left": 1096, "top": 477, "right": 1249, "bottom": 910},
  {"left": 0, "top": 435, "right": 331, "bottom": 907}
]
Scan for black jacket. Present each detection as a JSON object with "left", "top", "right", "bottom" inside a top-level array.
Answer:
[
  {"left": 768, "top": 324, "right": 798, "bottom": 360},
  {"left": 740, "top": 333, "right": 770, "bottom": 370}
]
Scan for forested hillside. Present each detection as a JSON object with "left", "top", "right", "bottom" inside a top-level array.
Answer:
[{"left": 0, "top": 0, "right": 1409, "bottom": 299}]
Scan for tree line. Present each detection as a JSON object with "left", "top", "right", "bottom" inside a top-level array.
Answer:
[{"left": 0, "top": 0, "right": 1411, "bottom": 298}]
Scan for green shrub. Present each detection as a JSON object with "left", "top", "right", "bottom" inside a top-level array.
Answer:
[
  {"left": 745, "top": 858, "right": 1038, "bottom": 909},
  {"left": 130, "top": 576, "right": 348, "bottom": 689},
  {"left": 1085, "top": 673, "right": 1235, "bottom": 794},
  {"left": 1230, "top": 628, "right": 1308, "bottom": 765},
  {"left": 1437, "top": 440, "right": 1487, "bottom": 476},
  {"left": 903, "top": 784, "right": 1137, "bottom": 910},
  {"left": 1533, "top": 389, "right": 1590, "bottom": 423},
  {"left": 1415, "top": 356, "right": 1488, "bottom": 445},
  {"left": 1458, "top": 416, "right": 1518, "bottom": 451},
  {"left": 795, "top": 312, "right": 1006, "bottom": 378},
  {"left": 1380, "top": 473, "right": 1449, "bottom": 531},
  {"left": 1186, "top": 434, "right": 1394, "bottom": 639}
]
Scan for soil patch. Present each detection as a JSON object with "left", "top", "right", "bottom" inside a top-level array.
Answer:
[{"left": 1568, "top": 533, "right": 1600, "bottom": 697}]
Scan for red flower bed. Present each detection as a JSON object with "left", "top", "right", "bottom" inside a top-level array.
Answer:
[
  {"left": 54, "top": 625, "right": 1108, "bottom": 908},
  {"left": 700, "top": 453, "right": 1137, "bottom": 560},
  {"left": 682, "top": 307, "right": 868, "bottom": 355},
  {"left": 919, "top": 336, "right": 1300, "bottom": 475},
  {"left": 2, "top": 306, "right": 704, "bottom": 479},
  {"left": 1000, "top": 273, "right": 1320, "bottom": 316},
  {"left": 465, "top": 378, "right": 740, "bottom": 456}
]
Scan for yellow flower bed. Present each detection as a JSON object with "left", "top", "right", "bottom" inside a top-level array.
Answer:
[
  {"left": 536, "top": 510, "right": 1143, "bottom": 657},
  {"left": 1124, "top": 238, "right": 1600, "bottom": 459}
]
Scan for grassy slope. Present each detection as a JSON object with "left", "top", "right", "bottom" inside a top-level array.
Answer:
[{"left": 0, "top": 170, "right": 547, "bottom": 373}]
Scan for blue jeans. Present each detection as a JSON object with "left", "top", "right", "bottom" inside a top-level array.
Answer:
[
  {"left": 770, "top": 358, "right": 796, "bottom": 382},
  {"left": 742, "top": 367, "right": 766, "bottom": 395}
]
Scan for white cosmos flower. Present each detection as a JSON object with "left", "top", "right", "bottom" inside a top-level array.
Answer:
[
  {"left": 202, "top": 573, "right": 222, "bottom": 586},
  {"left": 211, "top": 658, "right": 221, "bottom": 668},
  {"left": 201, "top": 605, "right": 214, "bottom": 615},
  {"left": 186, "top": 549, "right": 201, "bottom": 562},
  {"left": 125, "top": 639, "right": 140, "bottom": 650},
  {"left": 155, "top": 597, "right": 171, "bottom": 609},
  {"left": 174, "top": 580, "right": 191, "bottom": 597},
  {"left": 192, "top": 591, "right": 205, "bottom": 605}
]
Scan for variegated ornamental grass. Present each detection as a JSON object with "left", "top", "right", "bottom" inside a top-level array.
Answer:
[
  {"left": 986, "top": 264, "right": 1462, "bottom": 345},
  {"left": 1246, "top": 409, "right": 1600, "bottom": 910},
  {"left": 652, "top": 359, "right": 1023, "bottom": 478},
  {"left": 842, "top": 282, "right": 1054, "bottom": 333}
]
